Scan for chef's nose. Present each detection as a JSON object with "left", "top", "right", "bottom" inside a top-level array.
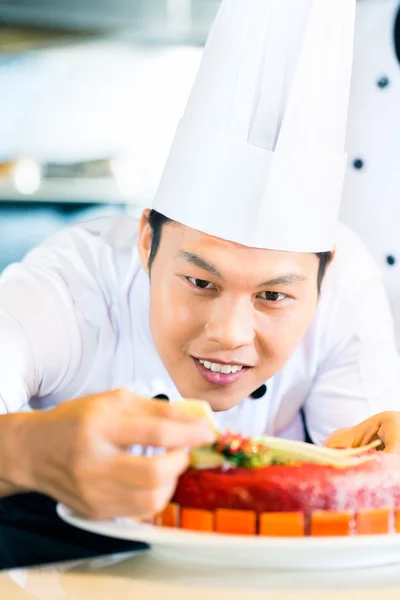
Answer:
[{"left": 204, "top": 296, "right": 255, "bottom": 349}]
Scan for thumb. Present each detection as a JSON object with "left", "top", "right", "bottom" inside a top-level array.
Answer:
[
  {"left": 376, "top": 416, "right": 400, "bottom": 454},
  {"left": 323, "top": 427, "right": 356, "bottom": 449},
  {"left": 323, "top": 416, "right": 386, "bottom": 450}
]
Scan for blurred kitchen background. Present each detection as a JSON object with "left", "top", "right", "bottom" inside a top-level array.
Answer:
[
  {"left": 2, "top": 0, "right": 400, "bottom": 353},
  {"left": 0, "top": 0, "right": 220, "bottom": 271}
]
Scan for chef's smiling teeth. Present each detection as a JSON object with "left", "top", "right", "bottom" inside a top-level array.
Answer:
[{"left": 199, "top": 360, "right": 243, "bottom": 374}]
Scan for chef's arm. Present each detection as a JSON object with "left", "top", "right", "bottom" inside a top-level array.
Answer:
[
  {"left": 0, "top": 413, "right": 33, "bottom": 497},
  {"left": 0, "top": 389, "right": 216, "bottom": 518},
  {"left": 0, "top": 255, "right": 87, "bottom": 496},
  {"left": 0, "top": 482, "right": 24, "bottom": 497},
  {"left": 0, "top": 258, "right": 85, "bottom": 414},
  {"left": 0, "top": 309, "right": 44, "bottom": 497},
  {"left": 0, "top": 300, "right": 72, "bottom": 498}
]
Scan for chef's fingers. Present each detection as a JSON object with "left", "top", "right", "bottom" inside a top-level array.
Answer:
[
  {"left": 110, "top": 389, "right": 218, "bottom": 428},
  {"left": 323, "top": 412, "right": 400, "bottom": 454},
  {"left": 107, "top": 413, "right": 215, "bottom": 449},
  {"left": 376, "top": 413, "right": 400, "bottom": 454},
  {"left": 323, "top": 420, "right": 380, "bottom": 449},
  {"left": 85, "top": 480, "right": 178, "bottom": 521},
  {"left": 56, "top": 480, "right": 178, "bottom": 521},
  {"left": 323, "top": 427, "right": 356, "bottom": 449},
  {"left": 108, "top": 448, "right": 189, "bottom": 489}
]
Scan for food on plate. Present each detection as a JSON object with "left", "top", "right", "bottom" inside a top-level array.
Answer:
[{"left": 155, "top": 415, "right": 400, "bottom": 536}]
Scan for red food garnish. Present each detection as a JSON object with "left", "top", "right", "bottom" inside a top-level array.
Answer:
[{"left": 173, "top": 453, "right": 400, "bottom": 514}]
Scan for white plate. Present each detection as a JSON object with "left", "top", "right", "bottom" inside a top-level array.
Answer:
[{"left": 57, "top": 504, "right": 400, "bottom": 571}]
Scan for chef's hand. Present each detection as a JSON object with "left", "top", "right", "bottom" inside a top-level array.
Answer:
[
  {"left": 8, "top": 389, "right": 215, "bottom": 519},
  {"left": 323, "top": 411, "right": 400, "bottom": 454}
]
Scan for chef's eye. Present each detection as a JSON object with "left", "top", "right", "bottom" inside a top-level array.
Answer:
[
  {"left": 187, "top": 277, "right": 215, "bottom": 290},
  {"left": 259, "top": 291, "right": 287, "bottom": 302}
]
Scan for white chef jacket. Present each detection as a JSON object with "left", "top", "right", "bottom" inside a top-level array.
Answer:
[{"left": 0, "top": 216, "right": 399, "bottom": 445}]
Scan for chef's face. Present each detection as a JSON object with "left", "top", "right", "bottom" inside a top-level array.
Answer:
[{"left": 139, "top": 211, "right": 326, "bottom": 412}]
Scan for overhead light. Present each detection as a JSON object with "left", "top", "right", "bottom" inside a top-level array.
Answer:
[{"left": 12, "top": 158, "right": 42, "bottom": 195}]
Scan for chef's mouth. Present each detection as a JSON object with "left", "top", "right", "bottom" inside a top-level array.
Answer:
[
  {"left": 191, "top": 357, "right": 252, "bottom": 387},
  {"left": 194, "top": 357, "right": 251, "bottom": 373}
]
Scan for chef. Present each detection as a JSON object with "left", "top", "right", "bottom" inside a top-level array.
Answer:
[{"left": 0, "top": 0, "right": 400, "bottom": 550}]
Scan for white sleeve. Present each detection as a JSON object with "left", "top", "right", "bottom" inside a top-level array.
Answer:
[
  {"left": 304, "top": 264, "right": 400, "bottom": 446},
  {"left": 0, "top": 226, "right": 105, "bottom": 414}
]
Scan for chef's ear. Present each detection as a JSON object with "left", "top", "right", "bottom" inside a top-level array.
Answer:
[
  {"left": 329, "top": 246, "right": 336, "bottom": 267},
  {"left": 324, "top": 246, "right": 336, "bottom": 276},
  {"left": 138, "top": 209, "right": 152, "bottom": 274}
]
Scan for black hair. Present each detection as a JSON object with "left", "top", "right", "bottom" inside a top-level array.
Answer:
[
  {"left": 147, "top": 209, "right": 174, "bottom": 270},
  {"left": 146, "top": 209, "right": 331, "bottom": 294}
]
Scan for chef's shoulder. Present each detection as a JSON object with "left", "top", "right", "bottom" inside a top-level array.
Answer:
[
  {"left": 302, "top": 221, "right": 392, "bottom": 373},
  {"left": 322, "top": 221, "right": 384, "bottom": 299},
  {"left": 20, "top": 215, "right": 140, "bottom": 287},
  {"left": 34, "top": 214, "right": 140, "bottom": 258},
  {"left": 310, "top": 220, "right": 394, "bottom": 354}
]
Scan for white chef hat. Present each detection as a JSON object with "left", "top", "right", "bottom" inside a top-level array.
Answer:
[{"left": 152, "top": 0, "right": 356, "bottom": 252}]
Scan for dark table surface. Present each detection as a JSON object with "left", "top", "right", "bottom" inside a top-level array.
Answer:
[{"left": 0, "top": 493, "right": 147, "bottom": 571}]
